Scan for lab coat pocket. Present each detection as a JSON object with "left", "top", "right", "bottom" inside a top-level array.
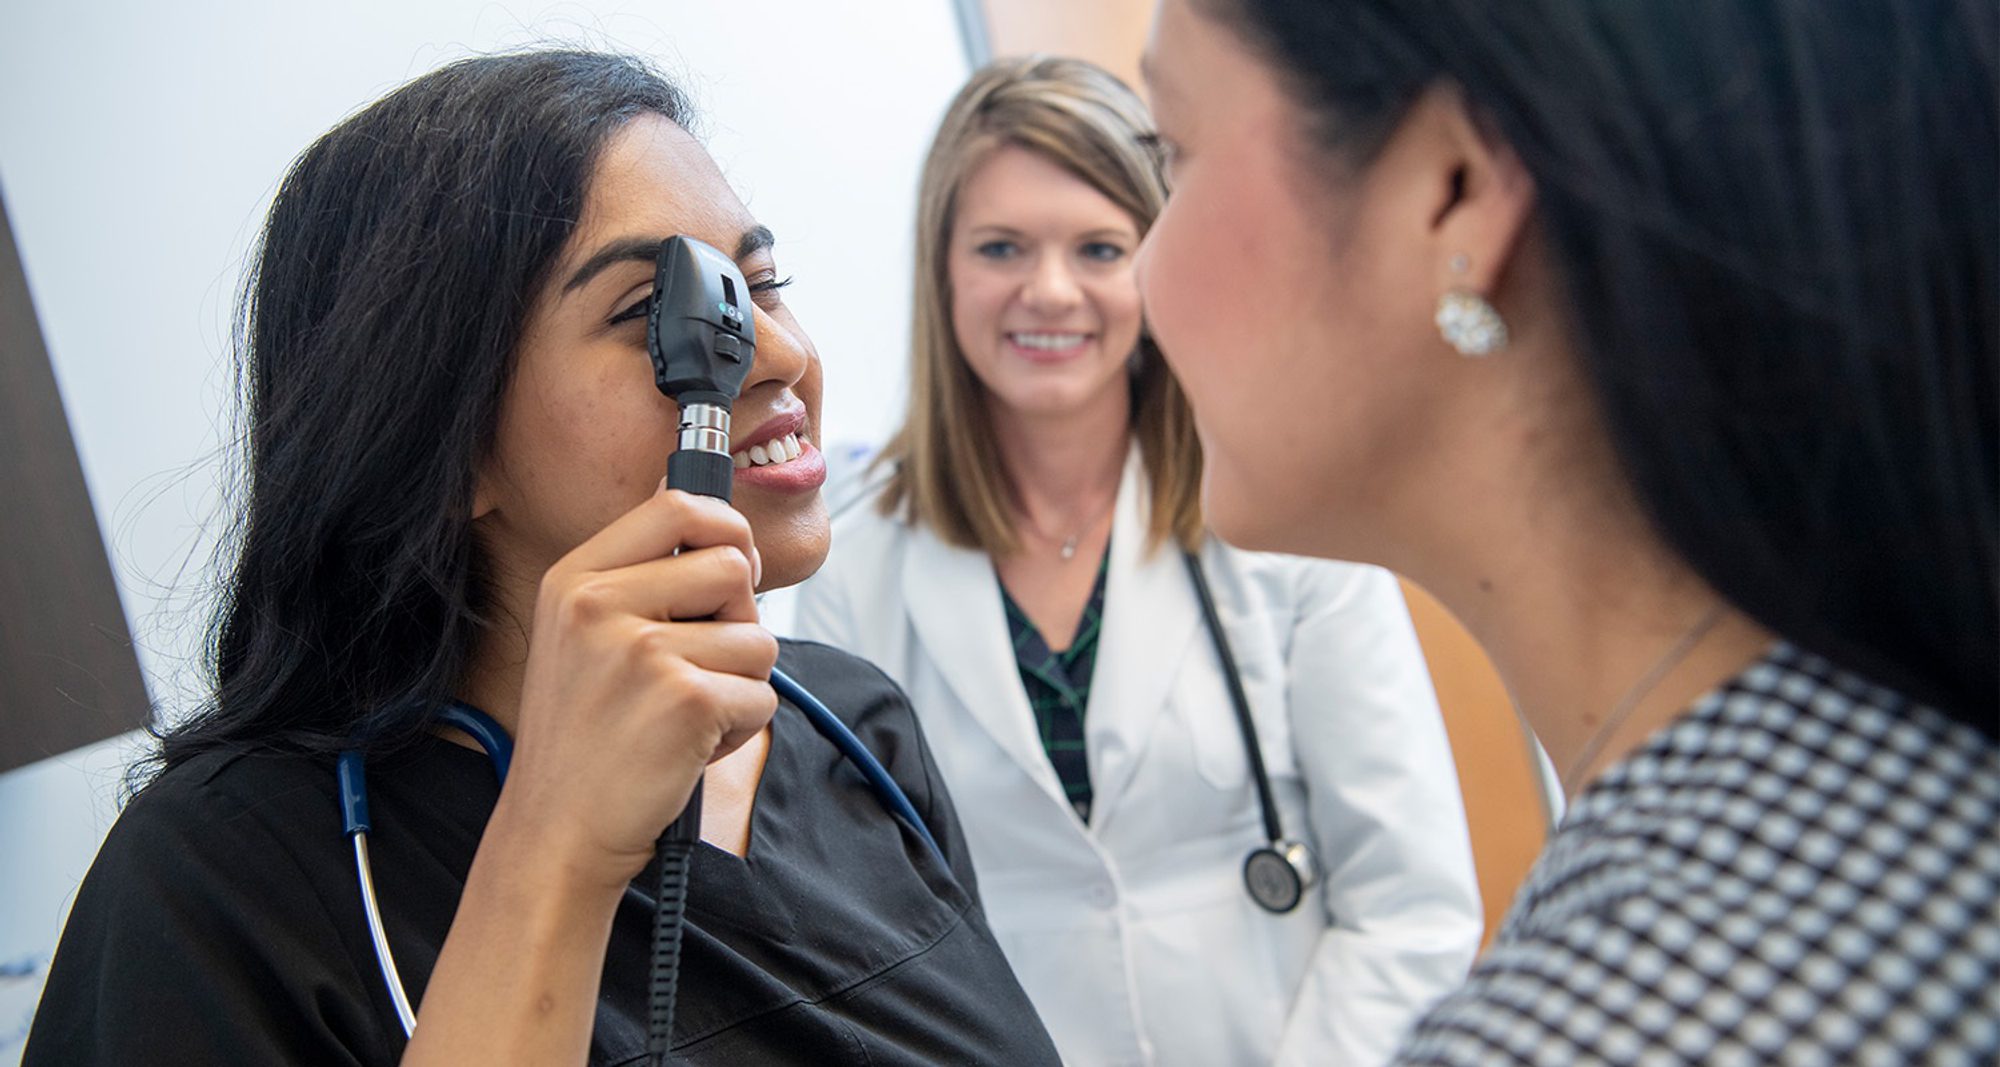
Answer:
[
  {"left": 1184, "top": 685, "right": 1249, "bottom": 790},
  {"left": 1180, "top": 640, "right": 1298, "bottom": 793}
]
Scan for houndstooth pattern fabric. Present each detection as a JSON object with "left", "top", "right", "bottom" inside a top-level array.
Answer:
[{"left": 1396, "top": 642, "right": 2000, "bottom": 1066}]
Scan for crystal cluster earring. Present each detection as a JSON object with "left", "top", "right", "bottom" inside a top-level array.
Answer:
[{"left": 1435, "top": 253, "right": 1508, "bottom": 357}]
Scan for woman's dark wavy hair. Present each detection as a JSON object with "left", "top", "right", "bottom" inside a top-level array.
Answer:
[
  {"left": 150, "top": 51, "right": 694, "bottom": 777},
  {"left": 1209, "top": 0, "right": 1997, "bottom": 731}
]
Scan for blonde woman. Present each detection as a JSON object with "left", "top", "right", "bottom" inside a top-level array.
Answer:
[{"left": 795, "top": 56, "right": 1481, "bottom": 1066}]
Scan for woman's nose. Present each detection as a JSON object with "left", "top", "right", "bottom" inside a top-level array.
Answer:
[
  {"left": 741, "top": 307, "right": 810, "bottom": 392},
  {"left": 1020, "top": 252, "right": 1084, "bottom": 312}
]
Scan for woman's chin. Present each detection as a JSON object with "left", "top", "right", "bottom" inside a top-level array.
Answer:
[
  {"left": 1204, "top": 500, "right": 1280, "bottom": 554},
  {"left": 747, "top": 498, "right": 831, "bottom": 594},
  {"left": 1201, "top": 468, "right": 1316, "bottom": 557}
]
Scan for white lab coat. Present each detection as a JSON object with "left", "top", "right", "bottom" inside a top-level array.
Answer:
[{"left": 793, "top": 449, "right": 1483, "bottom": 1066}]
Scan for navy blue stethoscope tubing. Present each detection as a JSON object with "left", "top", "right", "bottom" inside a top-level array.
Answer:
[
  {"left": 771, "top": 668, "right": 946, "bottom": 863},
  {"left": 336, "top": 665, "right": 943, "bottom": 1037},
  {"left": 339, "top": 668, "right": 941, "bottom": 860}
]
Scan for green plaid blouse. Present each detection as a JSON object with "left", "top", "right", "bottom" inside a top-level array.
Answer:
[{"left": 998, "top": 549, "right": 1111, "bottom": 822}]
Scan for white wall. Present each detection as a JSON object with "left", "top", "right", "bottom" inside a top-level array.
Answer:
[
  {"left": 0, "top": 3, "right": 967, "bottom": 1058},
  {"left": 0, "top": 734, "right": 148, "bottom": 1056}
]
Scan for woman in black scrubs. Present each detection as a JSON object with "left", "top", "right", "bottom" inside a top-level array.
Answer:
[{"left": 23, "top": 50, "right": 1059, "bottom": 1066}]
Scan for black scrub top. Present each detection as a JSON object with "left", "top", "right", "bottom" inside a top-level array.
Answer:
[{"left": 24, "top": 640, "right": 1061, "bottom": 1066}]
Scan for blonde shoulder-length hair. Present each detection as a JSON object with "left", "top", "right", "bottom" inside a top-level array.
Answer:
[{"left": 875, "top": 54, "right": 1203, "bottom": 556}]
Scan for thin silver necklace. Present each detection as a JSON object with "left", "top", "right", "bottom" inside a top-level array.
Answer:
[
  {"left": 1560, "top": 603, "right": 1727, "bottom": 795},
  {"left": 1024, "top": 492, "right": 1116, "bottom": 560}
]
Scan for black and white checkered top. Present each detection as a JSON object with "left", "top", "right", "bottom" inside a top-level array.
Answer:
[{"left": 1396, "top": 642, "right": 2000, "bottom": 1066}]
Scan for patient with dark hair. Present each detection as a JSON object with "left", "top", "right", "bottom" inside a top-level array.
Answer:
[
  {"left": 1136, "top": 0, "right": 1998, "bottom": 1062},
  {"left": 25, "top": 50, "right": 1059, "bottom": 1066}
]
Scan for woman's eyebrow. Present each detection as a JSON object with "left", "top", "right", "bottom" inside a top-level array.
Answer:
[
  {"left": 734, "top": 224, "right": 775, "bottom": 261},
  {"left": 562, "top": 225, "right": 777, "bottom": 294},
  {"left": 963, "top": 225, "right": 1128, "bottom": 241}
]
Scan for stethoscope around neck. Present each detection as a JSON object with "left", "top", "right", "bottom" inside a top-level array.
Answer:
[
  {"left": 1181, "top": 550, "right": 1321, "bottom": 915},
  {"left": 828, "top": 472, "right": 1322, "bottom": 915},
  {"left": 336, "top": 673, "right": 943, "bottom": 1038}
]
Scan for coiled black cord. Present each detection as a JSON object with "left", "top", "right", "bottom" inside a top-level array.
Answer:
[
  {"left": 648, "top": 816, "right": 696, "bottom": 1066},
  {"left": 651, "top": 441, "right": 731, "bottom": 1064}
]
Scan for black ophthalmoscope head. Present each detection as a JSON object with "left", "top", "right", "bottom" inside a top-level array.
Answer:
[{"left": 647, "top": 236, "right": 757, "bottom": 502}]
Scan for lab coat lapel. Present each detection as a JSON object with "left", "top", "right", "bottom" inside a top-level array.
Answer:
[
  {"left": 902, "top": 522, "right": 1071, "bottom": 808},
  {"left": 1085, "top": 448, "right": 1202, "bottom": 836}
]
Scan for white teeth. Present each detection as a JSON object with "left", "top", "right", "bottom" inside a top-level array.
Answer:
[
  {"left": 1010, "top": 332, "right": 1088, "bottom": 350},
  {"left": 732, "top": 432, "right": 806, "bottom": 468}
]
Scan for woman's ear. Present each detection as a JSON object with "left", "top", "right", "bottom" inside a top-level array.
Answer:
[
  {"left": 1411, "top": 83, "right": 1536, "bottom": 296},
  {"left": 471, "top": 467, "right": 499, "bottom": 521}
]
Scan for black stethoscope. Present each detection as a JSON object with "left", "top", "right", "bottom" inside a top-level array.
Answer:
[
  {"left": 336, "top": 670, "right": 943, "bottom": 1038},
  {"left": 1181, "top": 550, "right": 1321, "bottom": 915},
  {"left": 823, "top": 476, "right": 1324, "bottom": 916}
]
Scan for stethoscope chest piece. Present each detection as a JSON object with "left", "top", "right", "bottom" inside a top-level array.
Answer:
[
  {"left": 1243, "top": 840, "right": 1317, "bottom": 914},
  {"left": 1184, "top": 549, "right": 1321, "bottom": 917}
]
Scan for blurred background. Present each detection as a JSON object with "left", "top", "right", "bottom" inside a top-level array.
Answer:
[{"left": 0, "top": 3, "right": 1548, "bottom": 1057}]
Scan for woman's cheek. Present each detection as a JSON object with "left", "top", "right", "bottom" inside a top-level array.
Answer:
[{"left": 1140, "top": 232, "right": 1211, "bottom": 385}]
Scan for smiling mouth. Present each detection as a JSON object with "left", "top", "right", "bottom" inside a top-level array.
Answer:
[
  {"left": 1007, "top": 331, "right": 1091, "bottom": 350},
  {"left": 732, "top": 430, "right": 808, "bottom": 469}
]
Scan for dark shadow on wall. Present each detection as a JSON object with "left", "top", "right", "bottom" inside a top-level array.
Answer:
[{"left": 0, "top": 182, "right": 152, "bottom": 773}]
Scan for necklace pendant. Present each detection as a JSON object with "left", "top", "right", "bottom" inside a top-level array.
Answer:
[{"left": 1060, "top": 535, "right": 1079, "bottom": 560}]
